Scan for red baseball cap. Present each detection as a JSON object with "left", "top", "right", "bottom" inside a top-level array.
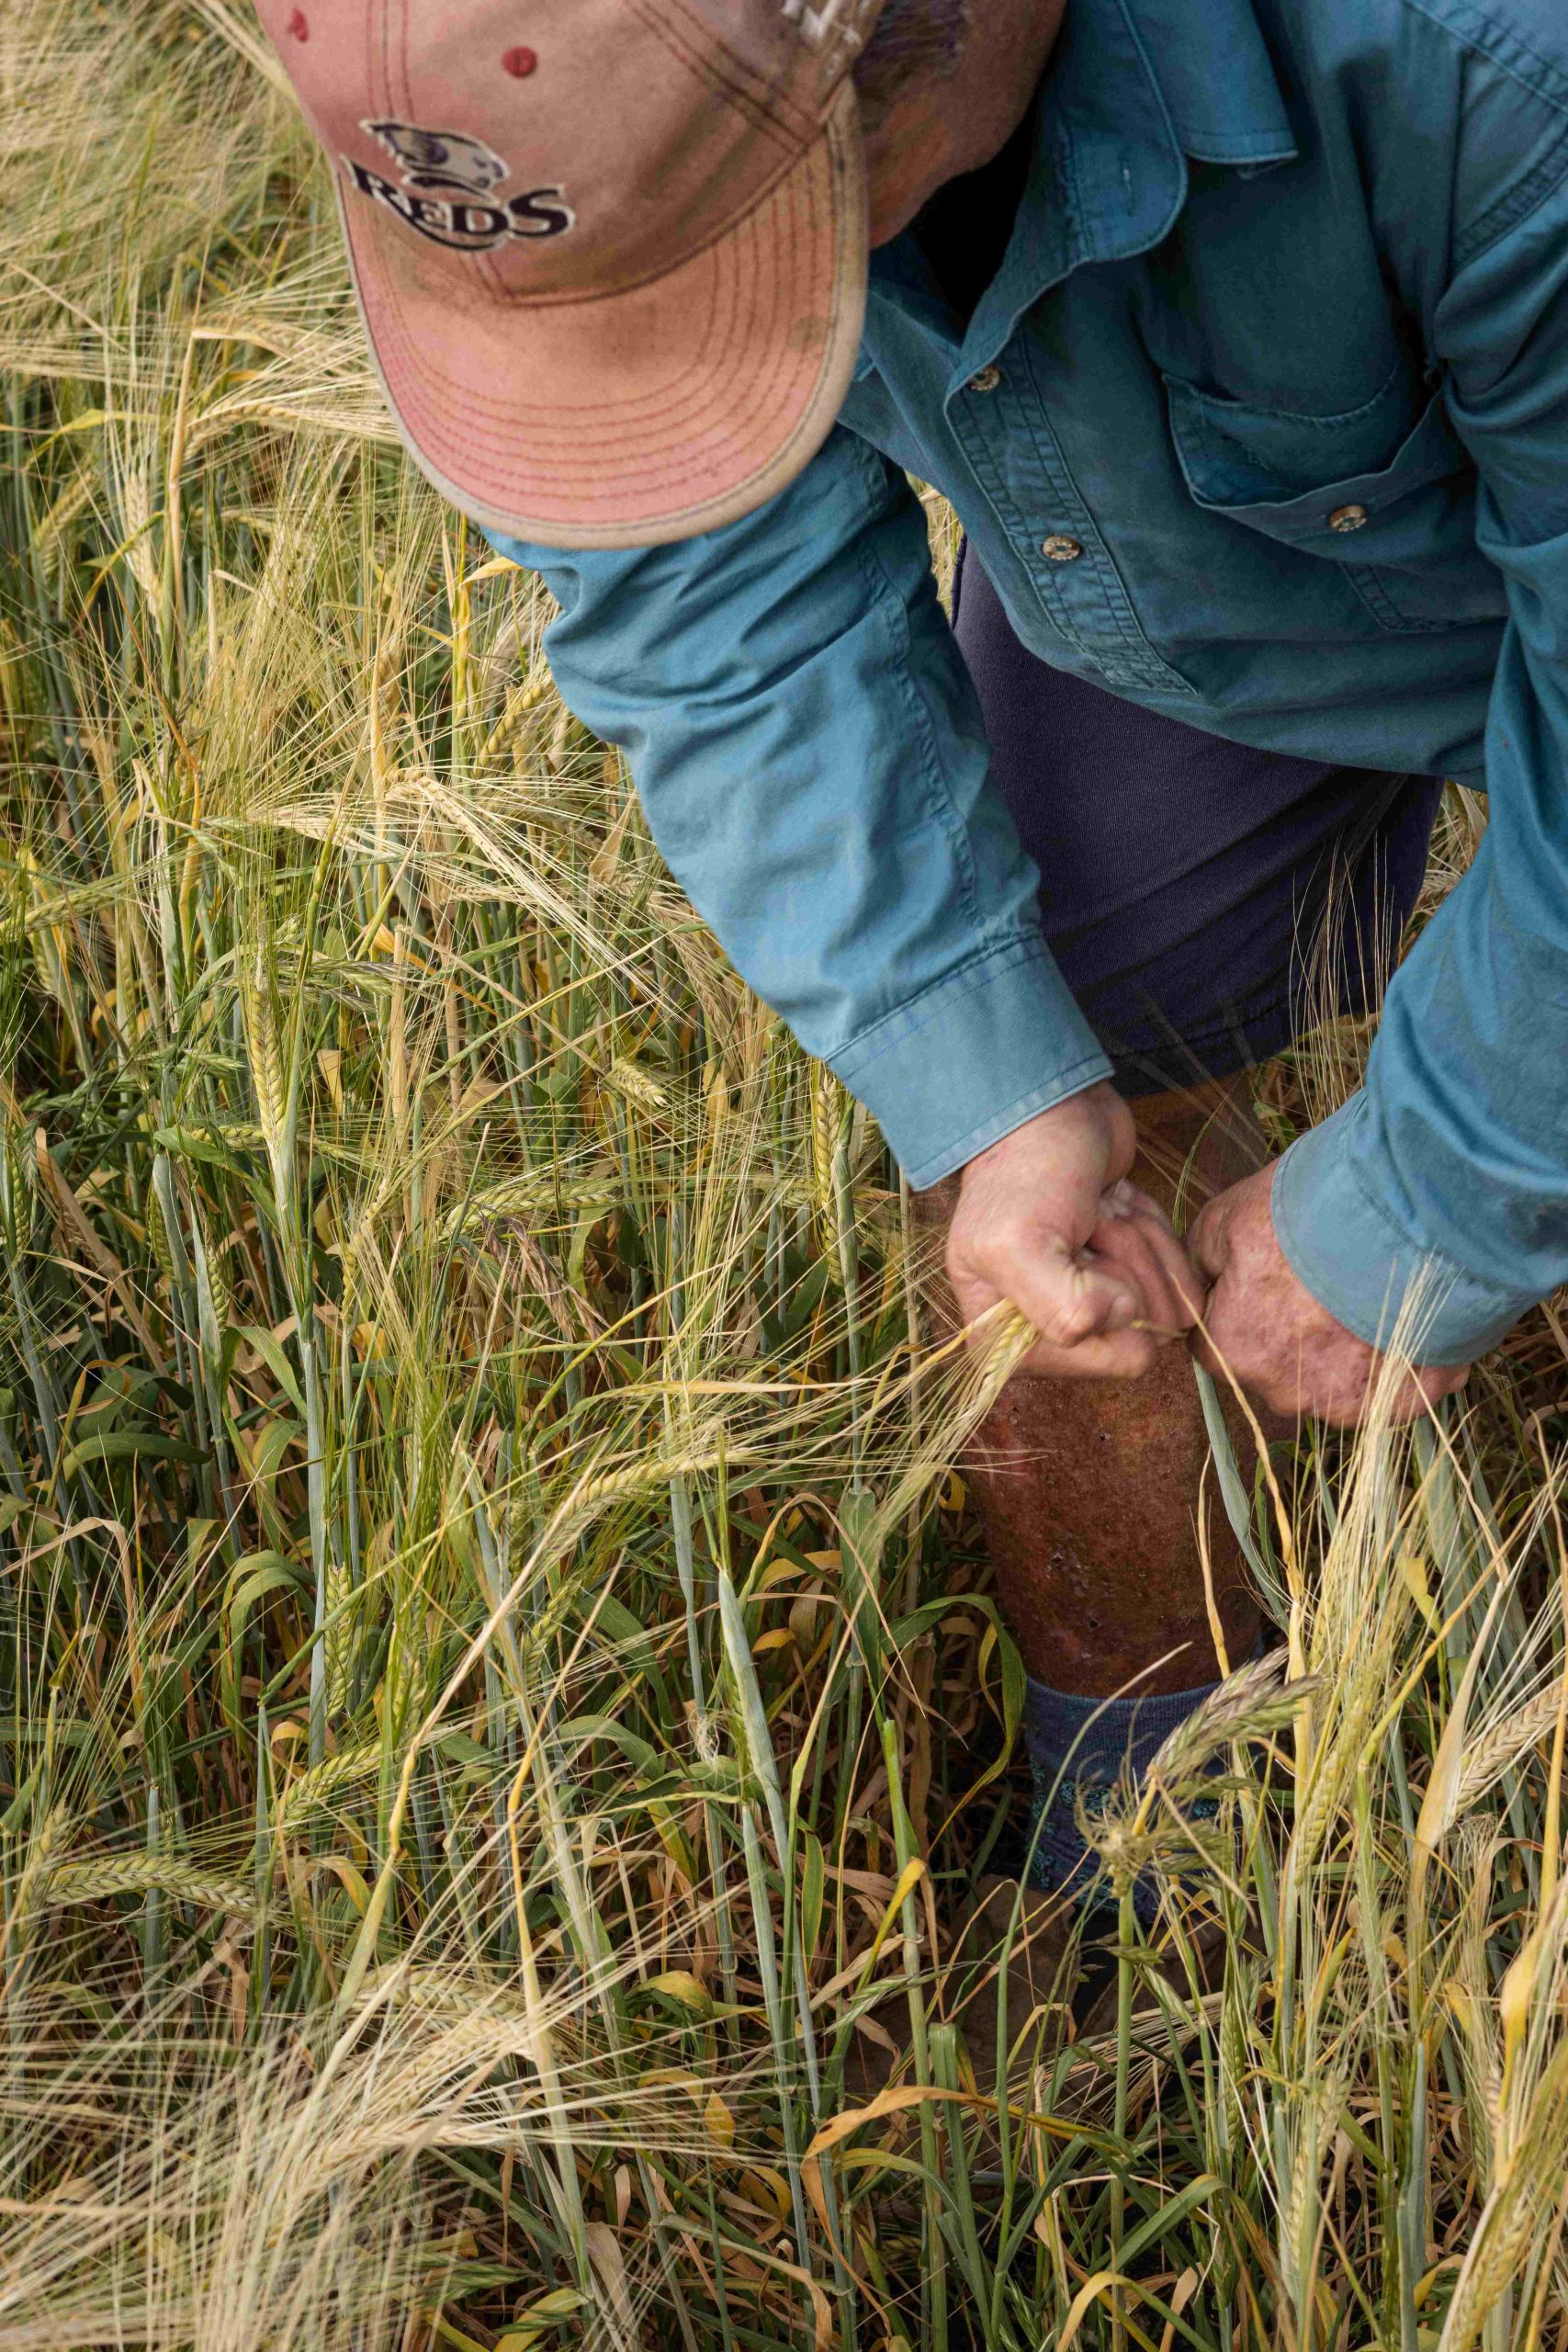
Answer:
[{"left": 259, "top": 0, "right": 882, "bottom": 549}]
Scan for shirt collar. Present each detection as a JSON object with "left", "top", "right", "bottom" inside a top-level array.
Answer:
[
  {"left": 955, "top": 0, "right": 1296, "bottom": 379},
  {"left": 1126, "top": 0, "right": 1297, "bottom": 167}
]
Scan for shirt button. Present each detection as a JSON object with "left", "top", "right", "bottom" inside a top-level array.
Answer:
[
  {"left": 967, "top": 365, "right": 1003, "bottom": 393},
  {"left": 1042, "top": 534, "right": 1085, "bottom": 563},
  {"left": 1329, "top": 503, "right": 1370, "bottom": 533}
]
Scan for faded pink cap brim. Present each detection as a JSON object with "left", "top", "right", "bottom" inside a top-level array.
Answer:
[{"left": 341, "top": 86, "right": 868, "bottom": 551}]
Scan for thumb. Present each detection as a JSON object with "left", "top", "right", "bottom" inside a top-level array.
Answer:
[
  {"left": 1009, "top": 1232, "right": 1142, "bottom": 1351},
  {"left": 1188, "top": 1189, "right": 1235, "bottom": 1287}
]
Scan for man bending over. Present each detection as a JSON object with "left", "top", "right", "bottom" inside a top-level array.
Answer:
[{"left": 264, "top": 0, "right": 1568, "bottom": 1911}]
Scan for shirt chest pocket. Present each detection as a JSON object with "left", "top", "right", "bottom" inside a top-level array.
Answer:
[{"left": 1164, "top": 366, "right": 1506, "bottom": 636}]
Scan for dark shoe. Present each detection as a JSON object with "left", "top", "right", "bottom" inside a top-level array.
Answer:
[
  {"left": 951, "top": 1874, "right": 1236, "bottom": 2092},
  {"left": 950, "top": 1874, "right": 1106, "bottom": 2089}
]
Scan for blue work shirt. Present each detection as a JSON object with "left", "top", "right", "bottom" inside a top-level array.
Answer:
[{"left": 491, "top": 0, "right": 1568, "bottom": 1363}]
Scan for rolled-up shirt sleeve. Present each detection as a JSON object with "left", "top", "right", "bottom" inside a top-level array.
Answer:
[
  {"left": 1275, "top": 155, "right": 1568, "bottom": 1363},
  {"left": 490, "top": 425, "right": 1111, "bottom": 1187}
]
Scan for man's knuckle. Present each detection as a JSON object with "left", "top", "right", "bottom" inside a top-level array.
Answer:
[
  {"left": 1115, "top": 1332, "right": 1156, "bottom": 1378},
  {"left": 993, "top": 1210, "right": 1045, "bottom": 1258}
]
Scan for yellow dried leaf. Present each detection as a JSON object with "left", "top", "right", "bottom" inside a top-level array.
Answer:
[
  {"left": 739, "top": 2165, "right": 791, "bottom": 2222},
  {"left": 645, "top": 1971, "right": 711, "bottom": 2017},
  {"left": 1499, "top": 1927, "right": 1541, "bottom": 2085},
  {"left": 1396, "top": 1550, "right": 1439, "bottom": 1629},
  {"left": 494, "top": 2287, "right": 587, "bottom": 2350}
]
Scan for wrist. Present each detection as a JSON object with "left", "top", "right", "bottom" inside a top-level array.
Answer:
[{"left": 961, "top": 1079, "right": 1130, "bottom": 1189}]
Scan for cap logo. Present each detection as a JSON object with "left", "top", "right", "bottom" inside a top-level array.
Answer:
[
  {"left": 365, "top": 121, "right": 508, "bottom": 195},
  {"left": 344, "top": 119, "right": 575, "bottom": 251}
]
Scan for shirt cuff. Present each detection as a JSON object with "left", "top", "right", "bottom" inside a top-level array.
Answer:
[
  {"left": 831, "top": 934, "right": 1112, "bottom": 1191},
  {"left": 1272, "top": 1093, "right": 1539, "bottom": 1364}
]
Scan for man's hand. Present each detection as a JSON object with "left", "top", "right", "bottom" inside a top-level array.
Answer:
[
  {"left": 1189, "top": 1161, "right": 1471, "bottom": 1424},
  {"left": 946, "top": 1082, "right": 1203, "bottom": 1378}
]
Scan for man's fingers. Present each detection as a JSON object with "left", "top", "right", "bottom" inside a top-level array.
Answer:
[
  {"left": 953, "top": 1228, "right": 1164, "bottom": 1381},
  {"left": 1010, "top": 1255, "right": 1157, "bottom": 1378},
  {"left": 1090, "top": 1204, "right": 1204, "bottom": 1336},
  {"left": 1100, "top": 1178, "right": 1179, "bottom": 1238},
  {"left": 1002, "top": 1236, "right": 1143, "bottom": 1354},
  {"left": 942, "top": 1088, "right": 1185, "bottom": 1385},
  {"left": 957, "top": 1194, "right": 1215, "bottom": 1377},
  {"left": 1089, "top": 1218, "right": 1186, "bottom": 1337},
  {"left": 1018, "top": 1326, "right": 1161, "bottom": 1380},
  {"left": 1372, "top": 1360, "right": 1472, "bottom": 1423}
]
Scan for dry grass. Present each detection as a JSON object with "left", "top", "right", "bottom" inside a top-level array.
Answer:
[{"left": 4, "top": 6, "right": 1568, "bottom": 2347}]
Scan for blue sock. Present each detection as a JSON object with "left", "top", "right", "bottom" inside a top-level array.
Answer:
[{"left": 1021, "top": 1675, "right": 1218, "bottom": 1916}]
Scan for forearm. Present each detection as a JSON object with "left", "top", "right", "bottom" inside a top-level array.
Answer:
[
  {"left": 495, "top": 428, "right": 1111, "bottom": 1186},
  {"left": 1276, "top": 655, "right": 1568, "bottom": 1365},
  {"left": 1272, "top": 159, "right": 1568, "bottom": 1368}
]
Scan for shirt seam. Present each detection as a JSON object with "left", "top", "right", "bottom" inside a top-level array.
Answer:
[
  {"left": 952, "top": 402, "right": 1093, "bottom": 665},
  {"left": 1398, "top": 0, "right": 1568, "bottom": 267},
  {"left": 1053, "top": 108, "right": 1090, "bottom": 278},
  {"left": 1171, "top": 356, "right": 1409, "bottom": 437},
  {"left": 1107, "top": 986, "right": 1291, "bottom": 1058},
  {"left": 1011, "top": 356, "right": 1133, "bottom": 650},
  {"left": 848, "top": 447, "right": 988, "bottom": 940},
  {"left": 1016, "top": 349, "right": 1202, "bottom": 695},
  {"left": 968, "top": 342, "right": 1201, "bottom": 698},
  {"left": 1455, "top": 121, "right": 1568, "bottom": 270},
  {"left": 1401, "top": 0, "right": 1568, "bottom": 116},
  {"left": 1181, "top": 130, "right": 1297, "bottom": 164}
]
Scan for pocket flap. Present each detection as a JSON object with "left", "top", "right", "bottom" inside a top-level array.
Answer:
[{"left": 1166, "top": 371, "right": 1471, "bottom": 551}]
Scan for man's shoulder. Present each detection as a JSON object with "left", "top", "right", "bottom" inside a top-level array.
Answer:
[
  {"left": 1272, "top": 0, "right": 1568, "bottom": 126},
  {"left": 1394, "top": 0, "right": 1568, "bottom": 112},
  {"left": 1280, "top": 0, "right": 1568, "bottom": 254},
  {"left": 1393, "top": 0, "right": 1568, "bottom": 261}
]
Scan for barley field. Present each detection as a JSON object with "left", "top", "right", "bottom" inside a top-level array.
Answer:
[{"left": 4, "top": 7, "right": 1568, "bottom": 2348}]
